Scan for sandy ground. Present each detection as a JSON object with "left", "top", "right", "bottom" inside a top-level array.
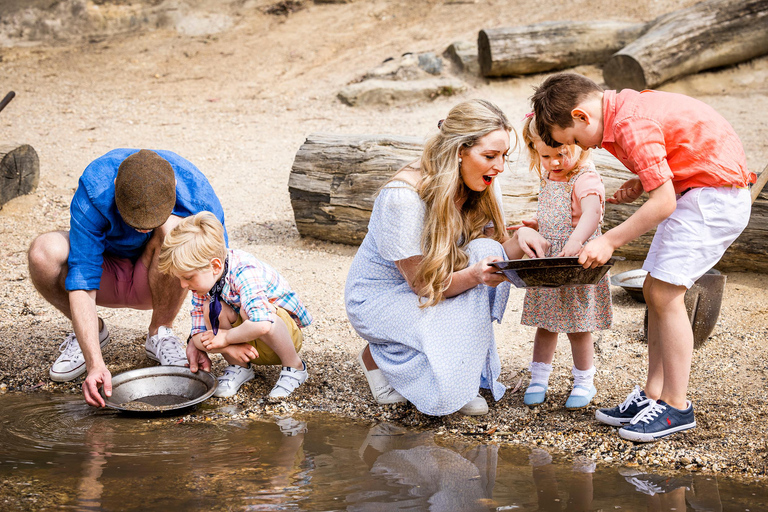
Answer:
[{"left": 1, "top": 0, "right": 767, "bottom": 481}]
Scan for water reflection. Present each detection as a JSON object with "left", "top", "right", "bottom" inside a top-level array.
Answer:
[
  {"left": 0, "top": 393, "right": 765, "bottom": 511},
  {"left": 352, "top": 423, "right": 496, "bottom": 511}
]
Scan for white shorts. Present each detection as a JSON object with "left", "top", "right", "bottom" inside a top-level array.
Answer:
[{"left": 643, "top": 186, "right": 751, "bottom": 288}]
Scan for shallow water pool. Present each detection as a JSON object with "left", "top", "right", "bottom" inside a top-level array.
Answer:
[{"left": 0, "top": 393, "right": 764, "bottom": 511}]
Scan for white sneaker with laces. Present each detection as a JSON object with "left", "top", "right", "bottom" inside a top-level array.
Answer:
[
  {"left": 269, "top": 362, "right": 308, "bottom": 399},
  {"left": 49, "top": 319, "right": 110, "bottom": 382},
  {"left": 214, "top": 364, "right": 255, "bottom": 398},
  {"left": 145, "top": 326, "right": 187, "bottom": 366}
]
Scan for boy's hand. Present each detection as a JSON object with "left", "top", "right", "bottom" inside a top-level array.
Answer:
[
  {"left": 607, "top": 178, "right": 643, "bottom": 204},
  {"left": 578, "top": 236, "right": 615, "bottom": 268},
  {"left": 200, "top": 330, "right": 229, "bottom": 351},
  {"left": 507, "top": 218, "right": 539, "bottom": 231},
  {"left": 221, "top": 344, "right": 259, "bottom": 365}
]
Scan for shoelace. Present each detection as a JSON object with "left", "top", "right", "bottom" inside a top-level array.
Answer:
[
  {"left": 58, "top": 333, "right": 81, "bottom": 359},
  {"left": 155, "top": 335, "right": 186, "bottom": 363},
  {"left": 630, "top": 399, "right": 666, "bottom": 425},
  {"left": 619, "top": 385, "right": 649, "bottom": 413}
]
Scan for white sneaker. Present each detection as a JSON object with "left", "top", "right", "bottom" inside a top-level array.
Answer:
[
  {"left": 145, "top": 326, "right": 187, "bottom": 366},
  {"left": 214, "top": 364, "right": 255, "bottom": 398},
  {"left": 357, "top": 347, "right": 407, "bottom": 405},
  {"left": 49, "top": 319, "right": 110, "bottom": 382},
  {"left": 458, "top": 394, "right": 489, "bottom": 416},
  {"left": 269, "top": 362, "right": 308, "bottom": 399}
]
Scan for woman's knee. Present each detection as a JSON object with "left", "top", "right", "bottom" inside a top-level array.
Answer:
[{"left": 465, "top": 238, "right": 505, "bottom": 263}]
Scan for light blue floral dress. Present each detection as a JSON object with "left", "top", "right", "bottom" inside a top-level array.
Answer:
[{"left": 345, "top": 181, "right": 511, "bottom": 416}]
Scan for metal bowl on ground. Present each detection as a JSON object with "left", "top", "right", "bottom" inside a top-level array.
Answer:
[
  {"left": 101, "top": 366, "right": 217, "bottom": 414},
  {"left": 489, "top": 256, "right": 619, "bottom": 289},
  {"left": 610, "top": 269, "right": 648, "bottom": 302}
]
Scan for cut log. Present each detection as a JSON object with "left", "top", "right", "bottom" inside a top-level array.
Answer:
[
  {"left": 478, "top": 21, "right": 647, "bottom": 77},
  {"left": 288, "top": 133, "right": 422, "bottom": 245},
  {"left": 288, "top": 133, "right": 768, "bottom": 272},
  {"left": 604, "top": 0, "right": 768, "bottom": 90},
  {"left": 0, "top": 144, "right": 40, "bottom": 209}
]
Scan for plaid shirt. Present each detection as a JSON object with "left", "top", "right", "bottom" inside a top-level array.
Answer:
[{"left": 190, "top": 248, "right": 312, "bottom": 336}]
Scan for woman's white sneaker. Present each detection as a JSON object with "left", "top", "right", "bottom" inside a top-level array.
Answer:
[
  {"left": 459, "top": 394, "right": 489, "bottom": 416},
  {"left": 214, "top": 364, "right": 255, "bottom": 398},
  {"left": 49, "top": 320, "right": 110, "bottom": 382}
]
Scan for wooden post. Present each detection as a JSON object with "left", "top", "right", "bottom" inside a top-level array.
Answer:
[
  {"left": 603, "top": 0, "right": 768, "bottom": 90},
  {"left": 478, "top": 21, "right": 647, "bottom": 77},
  {"left": 0, "top": 144, "right": 39, "bottom": 209}
]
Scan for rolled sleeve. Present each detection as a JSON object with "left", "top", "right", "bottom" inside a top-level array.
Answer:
[
  {"left": 615, "top": 118, "right": 673, "bottom": 192},
  {"left": 190, "top": 293, "right": 207, "bottom": 336},
  {"left": 66, "top": 187, "right": 108, "bottom": 291}
]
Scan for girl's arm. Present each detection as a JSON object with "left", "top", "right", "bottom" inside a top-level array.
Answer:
[{"left": 558, "top": 194, "right": 602, "bottom": 257}]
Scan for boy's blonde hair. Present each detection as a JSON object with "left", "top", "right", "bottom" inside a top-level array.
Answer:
[
  {"left": 158, "top": 211, "right": 227, "bottom": 275},
  {"left": 522, "top": 114, "right": 590, "bottom": 180},
  {"left": 416, "top": 99, "right": 515, "bottom": 308}
]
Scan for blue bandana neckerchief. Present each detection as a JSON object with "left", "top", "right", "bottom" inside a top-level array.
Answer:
[{"left": 207, "top": 256, "right": 229, "bottom": 335}]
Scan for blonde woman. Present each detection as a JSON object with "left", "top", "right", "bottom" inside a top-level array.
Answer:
[{"left": 345, "top": 99, "right": 549, "bottom": 416}]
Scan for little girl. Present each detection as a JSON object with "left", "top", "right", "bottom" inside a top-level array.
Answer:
[{"left": 516, "top": 114, "right": 612, "bottom": 409}]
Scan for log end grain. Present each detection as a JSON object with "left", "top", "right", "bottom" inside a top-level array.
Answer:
[
  {"left": 0, "top": 144, "right": 40, "bottom": 208},
  {"left": 603, "top": 53, "right": 647, "bottom": 91}
]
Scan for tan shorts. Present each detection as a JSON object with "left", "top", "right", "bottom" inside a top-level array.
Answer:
[{"left": 233, "top": 307, "right": 303, "bottom": 366}]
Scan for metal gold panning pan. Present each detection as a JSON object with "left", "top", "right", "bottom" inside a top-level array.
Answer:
[
  {"left": 101, "top": 366, "right": 217, "bottom": 414},
  {"left": 489, "top": 256, "right": 619, "bottom": 288}
]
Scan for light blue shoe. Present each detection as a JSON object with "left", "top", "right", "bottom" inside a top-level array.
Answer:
[
  {"left": 565, "top": 384, "right": 597, "bottom": 410},
  {"left": 524, "top": 383, "right": 548, "bottom": 406}
]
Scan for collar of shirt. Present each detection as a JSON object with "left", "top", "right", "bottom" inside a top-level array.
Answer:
[{"left": 601, "top": 89, "right": 617, "bottom": 146}]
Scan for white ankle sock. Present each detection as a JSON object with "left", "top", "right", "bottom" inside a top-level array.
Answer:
[
  {"left": 570, "top": 365, "right": 596, "bottom": 396},
  {"left": 528, "top": 361, "right": 552, "bottom": 393}
]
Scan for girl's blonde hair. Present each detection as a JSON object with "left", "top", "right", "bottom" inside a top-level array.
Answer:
[
  {"left": 416, "top": 99, "right": 515, "bottom": 308},
  {"left": 522, "top": 115, "right": 589, "bottom": 180},
  {"left": 158, "top": 211, "right": 227, "bottom": 275}
]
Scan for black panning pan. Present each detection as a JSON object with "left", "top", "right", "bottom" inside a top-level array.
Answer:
[{"left": 490, "top": 256, "right": 619, "bottom": 288}]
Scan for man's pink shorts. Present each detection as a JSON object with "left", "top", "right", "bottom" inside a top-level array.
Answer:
[{"left": 95, "top": 255, "right": 153, "bottom": 310}]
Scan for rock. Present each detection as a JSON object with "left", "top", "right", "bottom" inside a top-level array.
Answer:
[
  {"left": 338, "top": 77, "right": 467, "bottom": 106},
  {"left": 417, "top": 52, "right": 443, "bottom": 75}
]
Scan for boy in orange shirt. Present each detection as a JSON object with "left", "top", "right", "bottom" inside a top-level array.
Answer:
[{"left": 532, "top": 72, "right": 755, "bottom": 442}]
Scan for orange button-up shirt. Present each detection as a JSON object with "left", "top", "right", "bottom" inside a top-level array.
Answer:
[{"left": 601, "top": 89, "right": 755, "bottom": 194}]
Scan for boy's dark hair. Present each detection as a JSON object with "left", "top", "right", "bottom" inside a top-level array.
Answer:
[{"left": 531, "top": 73, "right": 603, "bottom": 147}]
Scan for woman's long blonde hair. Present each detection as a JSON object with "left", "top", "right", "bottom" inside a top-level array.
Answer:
[{"left": 416, "top": 99, "right": 514, "bottom": 307}]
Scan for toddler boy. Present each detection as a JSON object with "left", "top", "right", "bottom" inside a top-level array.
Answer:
[{"left": 159, "top": 212, "right": 312, "bottom": 398}]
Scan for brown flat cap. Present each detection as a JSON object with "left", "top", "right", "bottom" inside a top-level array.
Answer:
[{"left": 115, "top": 150, "right": 176, "bottom": 230}]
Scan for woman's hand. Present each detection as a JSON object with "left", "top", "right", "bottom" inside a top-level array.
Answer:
[
  {"left": 470, "top": 256, "right": 509, "bottom": 288},
  {"left": 506, "top": 226, "right": 550, "bottom": 259}
]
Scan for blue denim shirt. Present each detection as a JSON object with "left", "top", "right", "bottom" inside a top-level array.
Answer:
[{"left": 66, "top": 148, "right": 228, "bottom": 291}]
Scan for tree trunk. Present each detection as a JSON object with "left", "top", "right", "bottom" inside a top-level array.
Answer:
[
  {"left": 603, "top": 0, "right": 768, "bottom": 90},
  {"left": 0, "top": 144, "right": 39, "bottom": 209},
  {"left": 478, "top": 21, "right": 647, "bottom": 77},
  {"left": 288, "top": 133, "right": 768, "bottom": 272}
]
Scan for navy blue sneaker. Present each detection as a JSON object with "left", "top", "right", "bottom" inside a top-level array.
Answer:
[
  {"left": 595, "top": 385, "right": 650, "bottom": 426},
  {"left": 618, "top": 399, "right": 696, "bottom": 443}
]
